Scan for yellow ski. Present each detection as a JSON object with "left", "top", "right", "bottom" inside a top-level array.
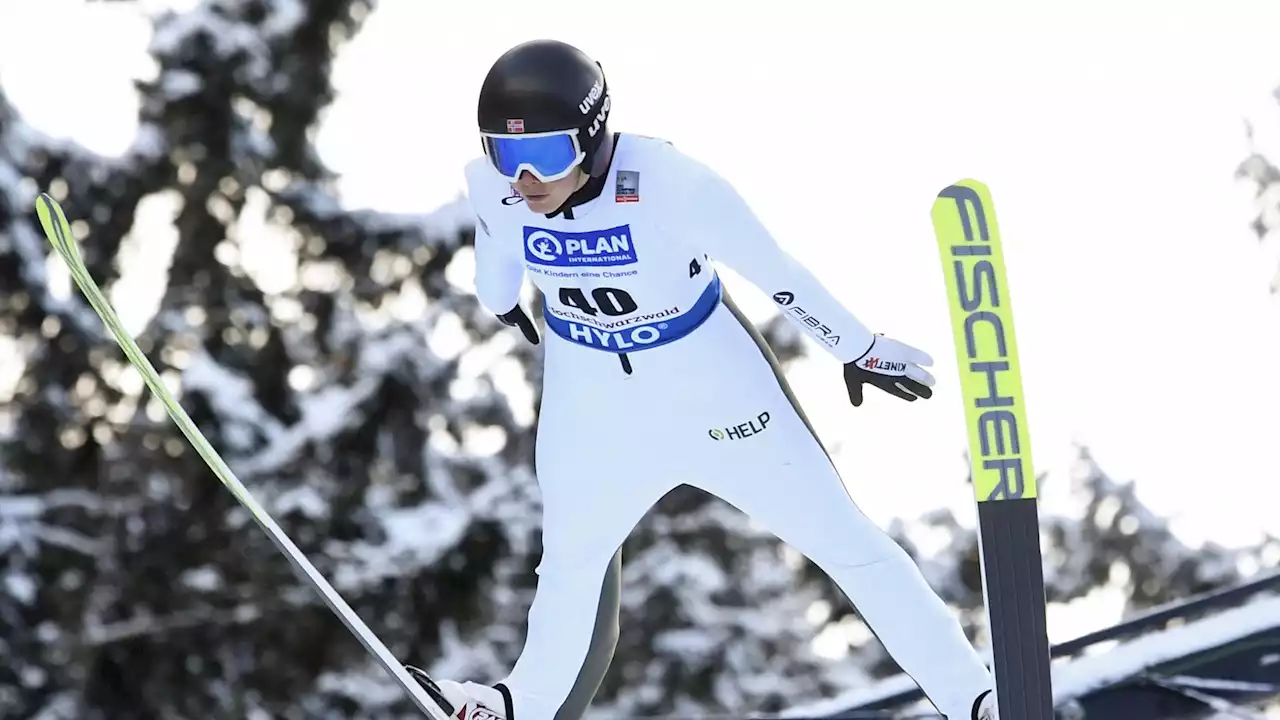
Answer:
[{"left": 931, "top": 179, "right": 1053, "bottom": 719}]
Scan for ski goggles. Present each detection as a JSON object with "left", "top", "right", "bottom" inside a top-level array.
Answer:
[{"left": 481, "top": 129, "right": 585, "bottom": 183}]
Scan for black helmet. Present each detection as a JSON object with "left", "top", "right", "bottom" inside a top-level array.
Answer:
[{"left": 477, "top": 39, "right": 613, "bottom": 178}]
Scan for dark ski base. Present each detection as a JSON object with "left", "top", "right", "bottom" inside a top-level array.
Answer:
[{"left": 979, "top": 497, "right": 1054, "bottom": 719}]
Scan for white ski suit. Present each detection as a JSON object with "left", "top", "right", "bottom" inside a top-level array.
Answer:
[{"left": 465, "top": 133, "right": 994, "bottom": 720}]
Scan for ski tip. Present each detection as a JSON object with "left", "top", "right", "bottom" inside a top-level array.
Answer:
[
  {"left": 937, "top": 178, "right": 990, "bottom": 195},
  {"left": 34, "top": 192, "right": 74, "bottom": 251},
  {"left": 35, "top": 192, "right": 61, "bottom": 215},
  {"left": 35, "top": 192, "right": 54, "bottom": 216},
  {"left": 35, "top": 193, "right": 59, "bottom": 239}
]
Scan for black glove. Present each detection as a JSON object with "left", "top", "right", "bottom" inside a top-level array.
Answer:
[
  {"left": 498, "top": 305, "right": 539, "bottom": 345},
  {"left": 843, "top": 334, "right": 935, "bottom": 406}
]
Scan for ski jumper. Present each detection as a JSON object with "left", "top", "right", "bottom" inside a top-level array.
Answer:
[{"left": 466, "top": 134, "right": 994, "bottom": 720}]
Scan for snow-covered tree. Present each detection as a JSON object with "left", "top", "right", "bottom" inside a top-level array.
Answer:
[{"left": 1237, "top": 84, "right": 1280, "bottom": 295}]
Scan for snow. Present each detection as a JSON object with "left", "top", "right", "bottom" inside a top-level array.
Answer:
[
  {"left": 260, "top": 0, "right": 307, "bottom": 41},
  {"left": 182, "top": 350, "right": 280, "bottom": 441},
  {"left": 1160, "top": 675, "right": 1278, "bottom": 694},
  {"left": 774, "top": 670, "right": 920, "bottom": 719},
  {"left": 4, "top": 571, "right": 37, "bottom": 605},
  {"left": 131, "top": 122, "right": 166, "bottom": 160},
  {"left": 271, "top": 484, "right": 330, "bottom": 520},
  {"left": 26, "top": 694, "right": 77, "bottom": 720},
  {"left": 327, "top": 502, "right": 470, "bottom": 592},
  {"left": 159, "top": 69, "right": 203, "bottom": 99},
  {"left": 313, "top": 661, "right": 407, "bottom": 708},
  {"left": 229, "top": 374, "right": 367, "bottom": 477},
  {"left": 776, "top": 595, "right": 1280, "bottom": 718},
  {"left": 1053, "top": 596, "right": 1280, "bottom": 701},
  {"left": 421, "top": 195, "right": 478, "bottom": 245},
  {"left": 148, "top": 2, "right": 269, "bottom": 82},
  {"left": 0, "top": 491, "right": 108, "bottom": 561},
  {"left": 180, "top": 340, "right": 432, "bottom": 480}
]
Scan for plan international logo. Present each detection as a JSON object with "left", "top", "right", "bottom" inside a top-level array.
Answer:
[{"left": 523, "top": 225, "right": 638, "bottom": 267}]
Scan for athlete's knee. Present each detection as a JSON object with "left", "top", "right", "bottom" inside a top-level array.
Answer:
[
  {"left": 537, "top": 484, "right": 656, "bottom": 566},
  {"left": 784, "top": 499, "right": 907, "bottom": 569},
  {"left": 533, "top": 519, "right": 623, "bottom": 589},
  {"left": 599, "top": 551, "right": 622, "bottom": 643},
  {"left": 809, "top": 533, "right": 911, "bottom": 573}
]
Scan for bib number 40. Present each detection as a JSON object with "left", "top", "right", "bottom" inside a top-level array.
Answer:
[{"left": 558, "top": 287, "right": 637, "bottom": 317}]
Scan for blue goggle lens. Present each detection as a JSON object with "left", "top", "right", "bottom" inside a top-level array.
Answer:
[{"left": 483, "top": 134, "right": 580, "bottom": 180}]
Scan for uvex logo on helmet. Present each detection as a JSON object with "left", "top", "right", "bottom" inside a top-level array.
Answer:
[
  {"left": 578, "top": 79, "right": 610, "bottom": 139},
  {"left": 588, "top": 95, "right": 611, "bottom": 138},
  {"left": 579, "top": 80, "right": 604, "bottom": 114}
]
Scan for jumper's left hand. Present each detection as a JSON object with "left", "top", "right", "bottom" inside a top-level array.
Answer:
[{"left": 843, "top": 334, "right": 935, "bottom": 407}]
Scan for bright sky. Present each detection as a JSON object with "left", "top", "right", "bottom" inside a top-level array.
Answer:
[{"left": 3, "top": 0, "right": 1280, "bottom": 640}]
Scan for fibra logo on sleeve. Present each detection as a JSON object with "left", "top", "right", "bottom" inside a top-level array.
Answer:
[{"left": 523, "top": 225, "right": 637, "bottom": 267}]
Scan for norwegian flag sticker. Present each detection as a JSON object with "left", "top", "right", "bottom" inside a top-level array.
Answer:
[{"left": 506, "top": 119, "right": 525, "bottom": 133}]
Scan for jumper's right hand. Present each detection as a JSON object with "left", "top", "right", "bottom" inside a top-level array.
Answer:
[{"left": 498, "top": 305, "right": 539, "bottom": 345}]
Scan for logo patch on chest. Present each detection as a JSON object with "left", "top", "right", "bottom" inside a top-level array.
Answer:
[
  {"left": 615, "top": 171, "right": 639, "bottom": 203},
  {"left": 523, "top": 225, "right": 637, "bottom": 267}
]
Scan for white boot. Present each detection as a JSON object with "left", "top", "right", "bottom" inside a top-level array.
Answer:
[{"left": 971, "top": 689, "right": 997, "bottom": 720}]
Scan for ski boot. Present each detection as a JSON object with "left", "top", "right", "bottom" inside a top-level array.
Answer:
[
  {"left": 971, "top": 689, "right": 997, "bottom": 720},
  {"left": 406, "top": 666, "right": 511, "bottom": 720}
]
